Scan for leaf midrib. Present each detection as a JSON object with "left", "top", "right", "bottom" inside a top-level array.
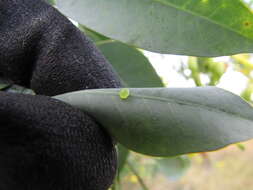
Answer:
[
  {"left": 83, "top": 90, "right": 253, "bottom": 123},
  {"left": 152, "top": 0, "right": 253, "bottom": 41}
]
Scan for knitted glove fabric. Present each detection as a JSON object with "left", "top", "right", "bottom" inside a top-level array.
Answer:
[
  {"left": 0, "top": 0, "right": 121, "bottom": 95},
  {"left": 0, "top": 0, "right": 121, "bottom": 189},
  {"left": 0, "top": 92, "right": 117, "bottom": 190}
]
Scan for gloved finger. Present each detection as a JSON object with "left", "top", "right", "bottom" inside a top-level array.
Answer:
[
  {"left": 0, "top": 0, "right": 121, "bottom": 96},
  {"left": 0, "top": 91, "right": 117, "bottom": 190}
]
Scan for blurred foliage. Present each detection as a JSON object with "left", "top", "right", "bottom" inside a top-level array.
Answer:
[{"left": 187, "top": 57, "right": 227, "bottom": 86}]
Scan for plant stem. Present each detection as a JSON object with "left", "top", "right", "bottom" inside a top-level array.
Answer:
[{"left": 126, "top": 161, "right": 149, "bottom": 190}]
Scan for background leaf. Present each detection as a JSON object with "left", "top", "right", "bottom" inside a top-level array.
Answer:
[
  {"left": 98, "top": 42, "right": 164, "bottom": 87},
  {"left": 0, "top": 79, "right": 12, "bottom": 90},
  {"left": 79, "top": 25, "right": 109, "bottom": 42},
  {"left": 0, "top": 79, "right": 35, "bottom": 94},
  {"left": 79, "top": 27, "right": 163, "bottom": 87},
  {"left": 47, "top": 0, "right": 55, "bottom": 5},
  {"left": 57, "top": 0, "right": 253, "bottom": 56},
  {"left": 117, "top": 144, "right": 130, "bottom": 173}
]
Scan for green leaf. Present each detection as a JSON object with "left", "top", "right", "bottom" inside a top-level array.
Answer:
[
  {"left": 54, "top": 87, "right": 253, "bottom": 156},
  {"left": 4, "top": 85, "right": 35, "bottom": 95},
  {"left": 57, "top": 0, "right": 253, "bottom": 56},
  {"left": 47, "top": 0, "right": 55, "bottom": 5},
  {"left": 156, "top": 156, "right": 191, "bottom": 180},
  {"left": 0, "top": 79, "right": 35, "bottom": 95},
  {"left": 0, "top": 82, "right": 12, "bottom": 91},
  {"left": 78, "top": 28, "right": 163, "bottom": 87},
  {"left": 117, "top": 144, "right": 130, "bottom": 173},
  {"left": 98, "top": 42, "right": 163, "bottom": 87},
  {"left": 236, "top": 143, "right": 246, "bottom": 151},
  {"left": 79, "top": 25, "right": 109, "bottom": 43},
  {"left": 0, "top": 78, "right": 14, "bottom": 90}
]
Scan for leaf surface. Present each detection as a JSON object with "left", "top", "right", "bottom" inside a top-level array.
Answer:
[
  {"left": 57, "top": 0, "right": 253, "bottom": 56},
  {"left": 98, "top": 42, "right": 163, "bottom": 87},
  {"left": 55, "top": 87, "right": 253, "bottom": 156}
]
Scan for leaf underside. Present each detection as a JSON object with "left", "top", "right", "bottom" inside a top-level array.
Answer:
[
  {"left": 55, "top": 87, "right": 253, "bottom": 157},
  {"left": 57, "top": 0, "right": 253, "bottom": 56}
]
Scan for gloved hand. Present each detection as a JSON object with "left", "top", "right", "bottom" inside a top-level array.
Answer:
[{"left": 0, "top": 0, "right": 121, "bottom": 189}]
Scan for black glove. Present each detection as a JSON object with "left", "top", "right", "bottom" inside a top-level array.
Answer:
[
  {"left": 0, "top": 0, "right": 121, "bottom": 189},
  {"left": 0, "top": 92, "right": 117, "bottom": 190},
  {"left": 0, "top": 0, "right": 120, "bottom": 95}
]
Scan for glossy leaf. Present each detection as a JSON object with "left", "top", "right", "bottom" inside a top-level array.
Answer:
[
  {"left": 54, "top": 87, "right": 253, "bottom": 156},
  {"left": 57, "top": 0, "right": 253, "bottom": 56}
]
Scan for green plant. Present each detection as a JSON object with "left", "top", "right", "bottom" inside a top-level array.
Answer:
[
  {"left": 4, "top": 0, "right": 253, "bottom": 189},
  {"left": 53, "top": 1, "right": 253, "bottom": 189}
]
